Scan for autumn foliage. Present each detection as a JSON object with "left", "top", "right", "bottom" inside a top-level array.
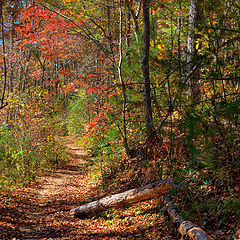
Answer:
[{"left": 0, "top": 0, "right": 239, "bottom": 239}]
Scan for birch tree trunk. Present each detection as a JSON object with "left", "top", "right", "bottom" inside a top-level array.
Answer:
[
  {"left": 186, "top": 0, "right": 202, "bottom": 101},
  {"left": 118, "top": 0, "right": 130, "bottom": 155}
]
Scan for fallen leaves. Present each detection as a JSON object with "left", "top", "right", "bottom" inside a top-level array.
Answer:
[{"left": 0, "top": 138, "right": 228, "bottom": 239}]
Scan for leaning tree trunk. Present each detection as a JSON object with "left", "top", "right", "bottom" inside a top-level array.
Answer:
[{"left": 71, "top": 178, "right": 172, "bottom": 218}]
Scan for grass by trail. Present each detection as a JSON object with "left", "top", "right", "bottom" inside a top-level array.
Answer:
[{"left": 0, "top": 138, "right": 178, "bottom": 240}]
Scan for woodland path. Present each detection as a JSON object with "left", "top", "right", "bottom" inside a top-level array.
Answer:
[{"left": 0, "top": 138, "right": 177, "bottom": 240}]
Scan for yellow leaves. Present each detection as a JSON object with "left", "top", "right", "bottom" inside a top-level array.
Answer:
[
  {"left": 53, "top": 221, "right": 62, "bottom": 226},
  {"left": 62, "top": 0, "right": 73, "bottom": 3},
  {"left": 157, "top": 44, "right": 165, "bottom": 51},
  {"left": 196, "top": 42, "right": 200, "bottom": 50},
  {"left": 156, "top": 43, "right": 166, "bottom": 60},
  {"left": 7, "top": 93, "right": 25, "bottom": 109}
]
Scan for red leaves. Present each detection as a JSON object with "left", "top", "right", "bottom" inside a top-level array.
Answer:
[
  {"left": 15, "top": 5, "right": 80, "bottom": 61},
  {"left": 58, "top": 69, "right": 71, "bottom": 76},
  {"left": 63, "top": 73, "right": 103, "bottom": 94},
  {"left": 30, "top": 69, "right": 44, "bottom": 79},
  {"left": 51, "top": 78, "right": 59, "bottom": 83}
]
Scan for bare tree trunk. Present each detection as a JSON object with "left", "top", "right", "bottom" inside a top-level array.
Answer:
[
  {"left": 118, "top": 0, "right": 130, "bottom": 155},
  {"left": 0, "top": 3, "right": 8, "bottom": 110},
  {"left": 106, "top": 0, "right": 115, "bottom": 58},
  {"left": 125, "top": 1, "right": 131, "bottom": 51},
  {"left": 186, "top": 0, "right": 202, "bottom": 102},
  {"left": 8, "top": 23, "right": 13, "bottom": 93},
  {"left": 71, "top": 178, "right": 172, "bottom": 218},
  {"left": 127, "top": 0, "right": 141, "bottom": 43},
  {"left": 21, "top": 62, "right": 29, "bottom": 94},
  {"left": 178, "top": 2, "right": 182, "bottom": 78},
  {"left": 142, "top": 0, "right": 154, "bottom": 136}
]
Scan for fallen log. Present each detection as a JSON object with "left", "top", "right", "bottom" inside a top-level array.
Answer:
[
  {"left": 70, "top": 178, "right": 173, "bottom": 218},
  {"left": 163, "top": 198, "right": 209, "bottom": 240}
]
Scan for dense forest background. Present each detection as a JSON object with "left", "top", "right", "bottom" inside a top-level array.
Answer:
[{"left": 0, "top": 0, "right": 239, "bottom": 239}]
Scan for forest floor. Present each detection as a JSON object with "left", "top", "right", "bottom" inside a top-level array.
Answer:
[{"left": 0, "top": 138, "right": 179, "bottom": 240}]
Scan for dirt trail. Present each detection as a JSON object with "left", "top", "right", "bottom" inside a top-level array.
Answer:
[
  {"left": 38, "top": 140, "right": 89, "bottom": 202},
  {"left": 0, "top": 138, "right": 177, "bottom": 240},
  {"left": 1, "top": 138, "right": 104, "bottom": 239}
]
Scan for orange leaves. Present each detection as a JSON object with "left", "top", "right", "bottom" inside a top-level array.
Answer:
[
  {"left": 51, "top": 78, "right": 59, "bottom": 83},
  {"left": 20, "top": 6, "right": 51, "bottom": 22},
  {"left": 15, "top": 5, "right": 82, "bottom": 62},
  {"left": 64, "top": 80, "right": 79, "bottom": 93},
  {"left": 58, "top": 69, "right": 71, "bottom": 76},
  {"left": 63, "top": 73, "right": 103, "bottom": 94},
  {"left": 30, "top": 69, "right": 44, "bottom": 79}
]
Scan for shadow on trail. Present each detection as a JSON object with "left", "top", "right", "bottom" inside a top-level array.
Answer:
[{"left": 0, "top": 138, "right": 178, "bottom": 240}]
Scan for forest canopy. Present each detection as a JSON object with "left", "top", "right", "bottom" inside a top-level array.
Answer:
[{"left": 0, "top": 0, "right": 239, "bottom": 239}]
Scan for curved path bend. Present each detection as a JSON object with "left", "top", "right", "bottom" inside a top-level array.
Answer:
[{"left": 0, "top": 138, "right": 177, "bottom": 240}]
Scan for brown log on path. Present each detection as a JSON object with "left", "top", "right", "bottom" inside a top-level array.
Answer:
[
  {"left": 70, "top": 178, "right": 173, "bottom": 218},
  {"left": 163, "top": 198, "right": 209, "bottom": 240}
]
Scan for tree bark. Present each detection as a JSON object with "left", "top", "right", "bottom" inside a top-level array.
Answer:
[
  {"left": 142, "top": 0, "right": 154, "bottom": 136},
  {"left": 118, "top": 0, "right": 130, "bottom": 155},
  {"left": 71, "top": 178, "right": 172, "bottom": 218},
  {"left": 8, "top": 22, "right": 13, "bottom": 93},
  {"left": 163, "top": 198, "right": 209, "bottom": 240},
  {"left": 0, "top": 2, "right": 8, "bottom": 110},
  {"left": 186, "top": 0, "right": 202, "bottom": 101}
]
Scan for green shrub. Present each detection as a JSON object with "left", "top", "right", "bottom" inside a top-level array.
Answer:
[
  {"left": 67, "top": 90, "right": 88, "bottom": 137},
  {"left": 0, "top": 95, "right": 69, "bottom": 194}
]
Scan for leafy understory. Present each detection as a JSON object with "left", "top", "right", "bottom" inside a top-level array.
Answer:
[{"left": 0, "top": 0, "right": 239, "bottom": 239}]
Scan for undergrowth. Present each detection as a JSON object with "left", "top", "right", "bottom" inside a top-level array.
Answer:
[
  {"left": 0, "top": 91, "right": 69, "bottom": 194},
  {"left": 66, "top": 90, "right": 240, "bottom": 237}
]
